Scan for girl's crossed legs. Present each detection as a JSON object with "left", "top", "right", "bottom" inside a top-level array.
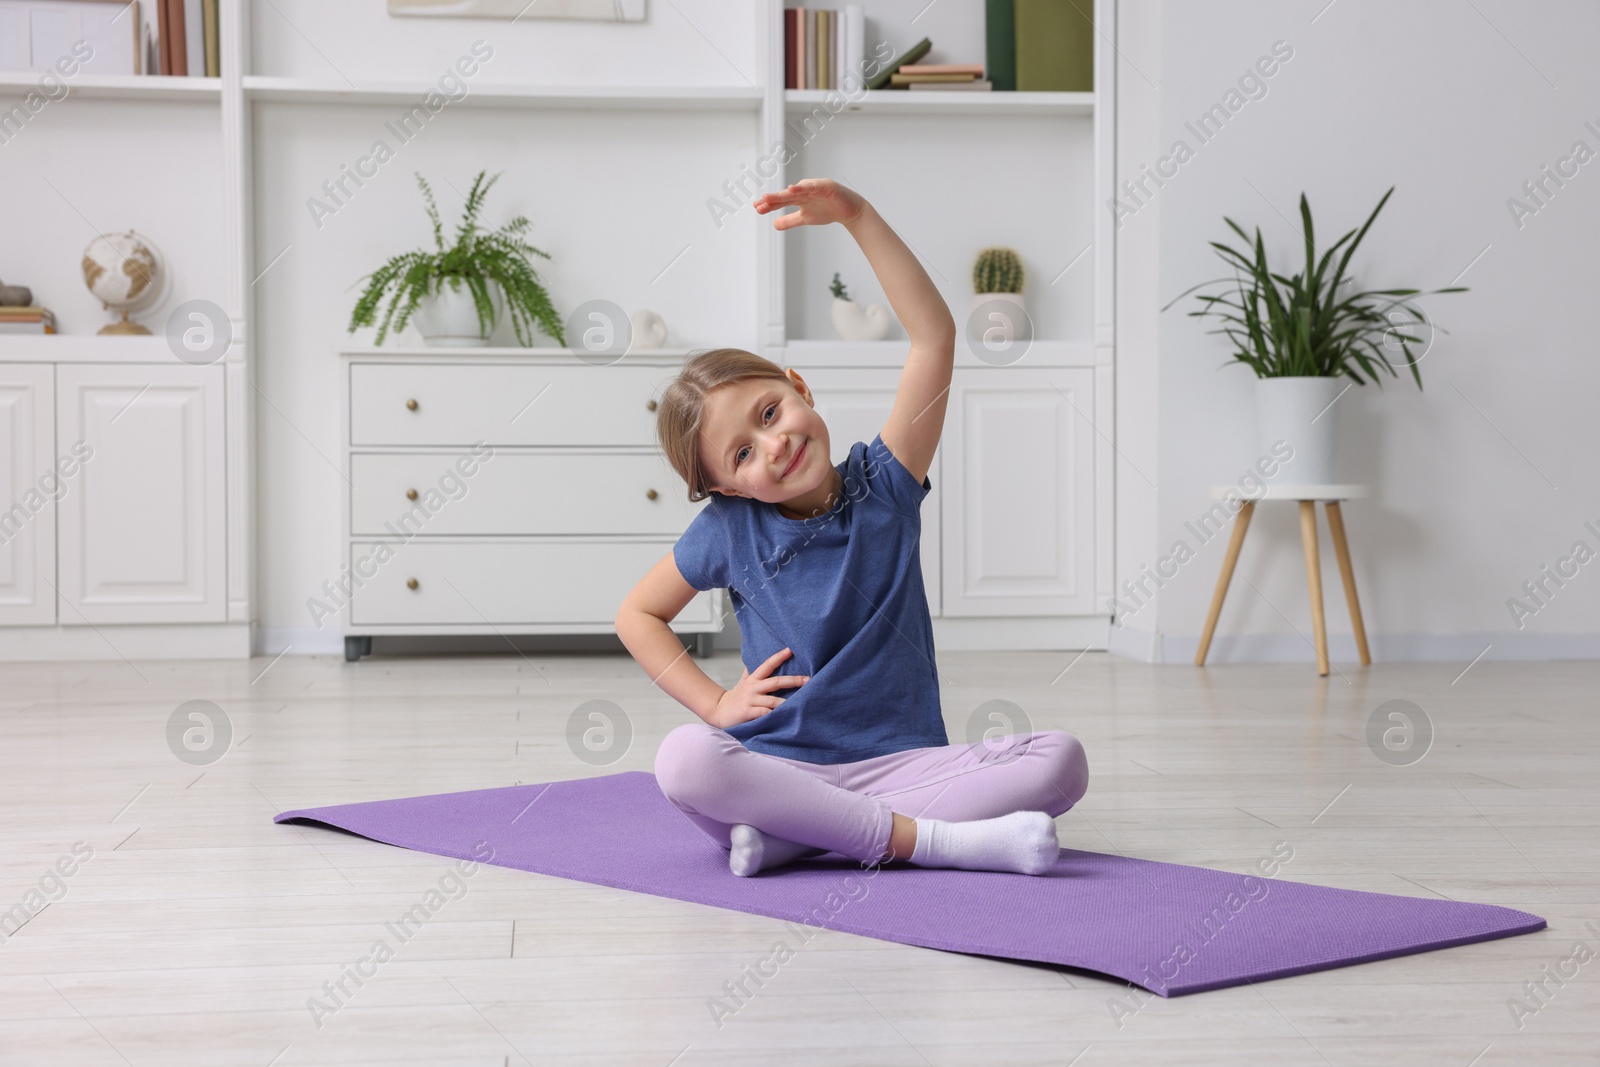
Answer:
[{"left": 653, "top": 722, "right": 1090, "bottom": 868}]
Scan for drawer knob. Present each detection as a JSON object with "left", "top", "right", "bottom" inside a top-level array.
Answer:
[
  {"left": 405, "top": 488, "right": 418, "bottom": 501},
  {"left": 646, "top": 488, "right": 658, "bottom": 501},
  {"left": 405, "top": 398, "right": 419, "bottom": 411},
  {"left": 646, "top": 399, "right": 657, "bottom": 412},
  {"left": 406, "top": 578, "right": 419, "bottom": 591}
]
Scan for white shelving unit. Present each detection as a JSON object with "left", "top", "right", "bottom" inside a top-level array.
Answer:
[
  {"left": 0, "top": 0, "right": 1115, "bottom": 658},
  {"left": 786, "top": 87, "right": 1094, "bottom": 115}
]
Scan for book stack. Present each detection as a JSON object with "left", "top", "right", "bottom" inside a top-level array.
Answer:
[
  {"left": 894, "top": 64, "right": 990, "bottom": 92},
  {"left": 156, "top": 0, "right": 223, "bottom": 77},
  {"left": 0, "top": 307, "right": 57, "bottom": 335},
  {"left": 783, "top": 5, "right": 866, "bottom": 91},
  {"left": 986, "top": 0, "right": 1094, "bottom": 92}
]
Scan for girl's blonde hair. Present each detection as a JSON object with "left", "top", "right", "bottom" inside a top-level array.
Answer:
[{"left": 657, "top": 348, "right": 792, "bottom": 503}]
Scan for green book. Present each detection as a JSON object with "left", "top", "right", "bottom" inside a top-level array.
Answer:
[
  {"left": 1014, "top": 0, "right": 1094, "bottom": 92},
  {"left": 986, "top": 0, "right": 1016, "bottom": 92},
  {"left": 867, "top": 36, "right": 932, "bottom": 90}
]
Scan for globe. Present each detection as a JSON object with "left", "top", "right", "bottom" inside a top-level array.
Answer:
[{"left": 82, "top": 231, "right": 165, "bottom": 335}]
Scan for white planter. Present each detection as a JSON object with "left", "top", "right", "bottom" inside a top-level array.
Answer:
[
  {"left": 970, "top": 291, "right": 1027, "bottom": 343},
  {"left": 830, "top": 296, "right": 893, "bottom": 341},
  {"left": 412, "top": 278, "right": 502, "bottom": 347},
  {"left": 1255, "top": 376, "right": 1344, "bottom": 484}
]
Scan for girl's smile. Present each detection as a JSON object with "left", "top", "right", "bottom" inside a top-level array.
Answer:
[{"left": 781, "top": 439, "right": 807, "bottom": 479}]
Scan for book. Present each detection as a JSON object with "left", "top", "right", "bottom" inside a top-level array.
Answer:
[
  {"left": 157, "top": 0, "right": 170, "bottom": 75},
  {"left": 844, "top": 4, "right": 863, "bottom": 89},
  {"left": 866, "top": 36, "right": 931, "bottom": 90},
  {"left": 1015, "top": 0, "right": 1093, "bottom": 91},
  {"left": 166, "top": 0, "right": 187, "bottom": 76},
  {"left": 838, "top": 4, "right": 851, "bottom": 89},
  {"left": 832, "top": 5, "right": 844, "bottom": 89},
  {"left": 203, "top": 0, "right": 219, "bottom": 77},
  {"left": 804, "top": 9, "right": 814, "bottom": 90},
  {"left": 784, "top": 7, "right": 796, "bottom": 89},
  {"left": 908, "top": 80, "right": 993, "bottom": 91},
  {"left": 184, "top": 0, "right": 203, "bottom": 76},
  {"left": 890, "top": 72, "right": 977, "bottom": 85},
  {"left": 818, "top": 8, "right": 829, "bottom": 90},
  {"left": 0, "top": 307, "right": 57, "bottom": 333},
  {"left": 899, "top": 63, "right": 984, "bottom": 75},
  {"left": 985, "top": 0, "right": 1016, "bottom": 91}
]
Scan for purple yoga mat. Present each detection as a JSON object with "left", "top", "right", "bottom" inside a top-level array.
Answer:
[{"left": 273, "top": 770, "right": 1545, "bottom": 996}]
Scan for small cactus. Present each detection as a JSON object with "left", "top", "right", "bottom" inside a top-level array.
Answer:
[
  {"left": 829, "top": 272, "right": 849, "bottom": 300},
  {"left": 973, "top": 247, "right": 1024, "bottom": 294}
]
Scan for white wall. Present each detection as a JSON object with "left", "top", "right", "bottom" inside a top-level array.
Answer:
[{"left": 1114, "top": 0, "right": 1600, "bottom": 662}]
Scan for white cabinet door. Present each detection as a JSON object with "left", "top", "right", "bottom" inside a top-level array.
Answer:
[
  {"left": 791, "top": 367, "right": 941, "bottom": 616},
  {"left": 942, "top": 368, "right": 1097, "bottom": 616},
  {"left": 0, "top": 364, "right": 55, "bottom": 626},
  {"left": 56, "top": 364, "right": 226, "bottom": 624}
]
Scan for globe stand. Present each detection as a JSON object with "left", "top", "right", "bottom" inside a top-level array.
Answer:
[{"left": 98, "top": 307, "right": 153, "bottom": 336}]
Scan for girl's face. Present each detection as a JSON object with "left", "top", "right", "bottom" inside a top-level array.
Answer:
[{"left": 698, "top": 370, "right": 832, "bottom": 505}]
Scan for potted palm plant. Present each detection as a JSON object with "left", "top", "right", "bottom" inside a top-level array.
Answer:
[
  {"left": 1168, "top": 187, "right": 1466, "bottom": 483},
  {"left": 348, "top": 169, "right": 565, "bottom": 347}
]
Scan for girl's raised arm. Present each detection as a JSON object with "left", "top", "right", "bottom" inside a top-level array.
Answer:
[{"left": 754, "top": 179, "right": 956, "bottom": 486}]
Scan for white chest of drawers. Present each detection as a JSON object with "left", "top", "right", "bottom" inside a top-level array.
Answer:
[{"left": 338, "top": 349, "right": 721, "bottom": 661}]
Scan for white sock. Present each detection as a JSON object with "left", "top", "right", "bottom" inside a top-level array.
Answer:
[
  {"left": 729, "top": 824, "right": 829, "bottom": 877},
  {"left": 907, "top": 811, "right": 1060, "bottom": 875}
]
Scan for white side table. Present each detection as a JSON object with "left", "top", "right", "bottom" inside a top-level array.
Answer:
[{"left": 1194, "top": 485, "right": 1372, "bottom": 677}]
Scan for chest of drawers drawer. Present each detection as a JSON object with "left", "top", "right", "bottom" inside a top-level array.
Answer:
[
  {"left": 350, "top": 362, "right": 667, "bottom": 447},
  {"left": 348, "top": 539, "right": 716, "bottom": 626},
  {"left": 349, "top": 451, "right": 702, "bottom": 536}
]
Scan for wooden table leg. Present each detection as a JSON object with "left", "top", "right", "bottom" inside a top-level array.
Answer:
[
  {"left": 1299, "top": 500, "right": 1329, "bottom": 677},
  {"left": 1325, "top": 500, "right": 1371, "bottom": 666},
  {"left": 1194, "top": 500, "right": 1255, "bottom": 666}
]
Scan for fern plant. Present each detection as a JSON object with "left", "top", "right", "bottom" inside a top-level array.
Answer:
[
  {"left": 347, "top": 170, "right": 565, "bottom": 347},
  {"left": 1166, "top": 186, "right": 1465, "bottom": 389}
]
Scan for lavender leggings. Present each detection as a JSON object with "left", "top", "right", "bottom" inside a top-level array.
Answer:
[{"left": 653, "top": 722, "right": 1090, "bottom": 864}]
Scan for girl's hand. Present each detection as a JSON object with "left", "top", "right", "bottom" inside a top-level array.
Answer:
[
  {"left": 753, "top": 179, "right": 867, "bottom": 230},
  {"left": 709, "top": 646, "right": 811, "bottom": 729}
]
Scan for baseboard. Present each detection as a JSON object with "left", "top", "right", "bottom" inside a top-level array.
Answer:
[
  {"left": 1160, "top": 630, "right": 1600, "bottom": 665},
  {"left": 1106, "top": 624, "right": 1160, "bottom": 663},
  {"left": 256, "top": 626, "right": 346, "bottom": 657},
  {"left": 258, "top": 616, "right": 1114, "bottom": 657},
  {"left": 0, "top": 623, "right": 252, "bottom": 662},
  {"left": 931, "top": 615, "right": 1110, "bottom": 651}
]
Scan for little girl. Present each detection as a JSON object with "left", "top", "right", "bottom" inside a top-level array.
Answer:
[{"left": 615, "top": 178, "right": 1089, "bottom": 877}]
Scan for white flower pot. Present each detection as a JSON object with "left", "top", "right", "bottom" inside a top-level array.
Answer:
[
  {"left": 412, "top": 278, "right": 502, "bottom": 347},
  {"left": 830, "top": 296, "right": 893, "bottom": 341},
  {"left": 971, "top": 291, "right": 1026, "bottom": 343},
  {"left": 1256, "top": 376, "right": 1344, "bottom": 484}
]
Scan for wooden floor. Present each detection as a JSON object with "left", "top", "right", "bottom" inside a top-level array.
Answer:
[{"left": 0, "top": 648, "right": 1595, "bottom": 1066}]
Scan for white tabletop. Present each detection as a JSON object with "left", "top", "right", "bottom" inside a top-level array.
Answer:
[{"left": 1209, "top": 484, "right": 1369, "bottom": 501}]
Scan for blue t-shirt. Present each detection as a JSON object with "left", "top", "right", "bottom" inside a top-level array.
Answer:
[{"left": 672, "top": 432, "right": 947, "bottom": 764}]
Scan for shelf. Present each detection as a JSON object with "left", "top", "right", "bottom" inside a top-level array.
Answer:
[
  {"left": 341, "top": 346, "right": 697, "bottom": 364},
  {"left": 243, "top": 77, "right": 762, "bottom": 111},
  {"left": 0, "top": 335, "right": 200, "bottom": 363},
  {"left": 776, "top": 339, "right": 1098, "bottom": 368},
  {"left": 785, "top": 89, "right": 1093, "bottom": 117},
  {"left": 0, "top": 72, "right": 221, "bottom": 100}
]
